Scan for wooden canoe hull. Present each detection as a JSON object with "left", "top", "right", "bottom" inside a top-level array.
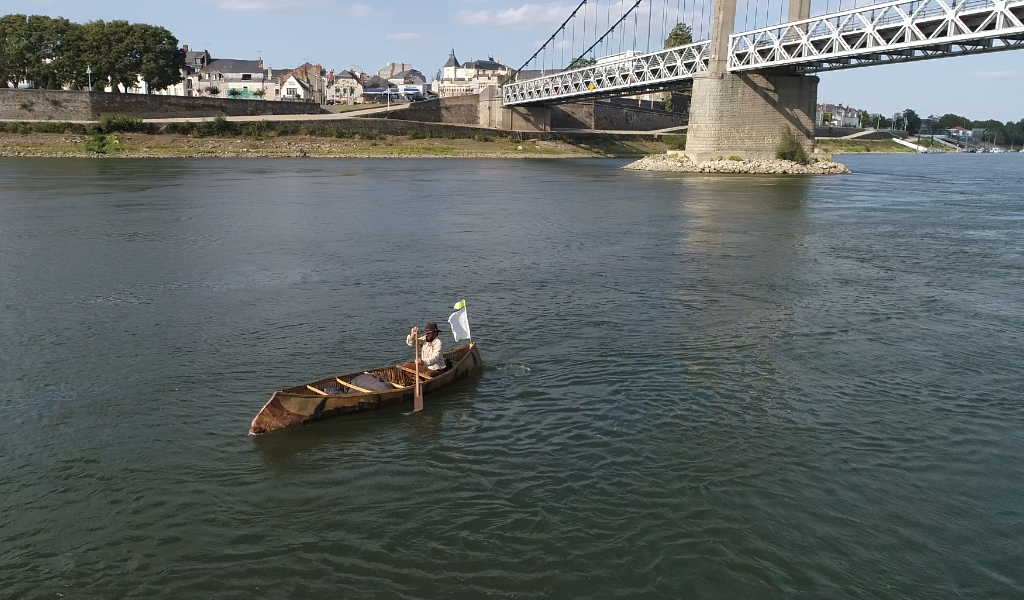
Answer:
[{"left": 250, "top": 343, "right": 482, "bottom": 435}]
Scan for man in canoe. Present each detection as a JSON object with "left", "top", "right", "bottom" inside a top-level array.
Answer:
[{"left": 405, "top": 323, "right": 447, "bottom": 376}]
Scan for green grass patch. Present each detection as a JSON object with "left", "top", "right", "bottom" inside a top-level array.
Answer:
[
  {"left": 81, "top": 133, "right": 123, "bottom": 154},
  {"left": 663, "top": 134, "right": 687, "bottom": 150}
]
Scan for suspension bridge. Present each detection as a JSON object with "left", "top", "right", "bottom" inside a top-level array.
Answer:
[{"left": 494, "top": 0, "right": 1024, "bottom": 160}]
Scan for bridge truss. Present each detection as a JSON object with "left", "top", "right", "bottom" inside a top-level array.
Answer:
[
  {"left": 502, "top": 41, "right": 711, "bottom": 106},
  {"left": 729, "top": 0, "right": 1024, "bottom": 71}
]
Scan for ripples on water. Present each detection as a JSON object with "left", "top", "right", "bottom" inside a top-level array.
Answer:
[{"left": 1, "top": 156, "right": 1022, "bottom": 599}]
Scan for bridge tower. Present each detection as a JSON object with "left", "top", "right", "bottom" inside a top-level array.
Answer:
[{"left": 685, "top": 0, "right": 820, "bottom": 162}]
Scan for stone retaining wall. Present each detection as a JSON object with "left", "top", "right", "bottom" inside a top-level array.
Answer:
[
  {"left": 552, "top": 101, "right": 689, "bottom": 131},
  {"left": 0, "top": 89, "right": 323, "bottom": 121}
]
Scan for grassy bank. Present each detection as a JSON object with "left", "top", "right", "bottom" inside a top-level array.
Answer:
[
  {"left": 0, "top": 130, "right": 665, "bottom": 159},
  {"left": 816, "top": 139, "right": 916, "bottom": 154}
]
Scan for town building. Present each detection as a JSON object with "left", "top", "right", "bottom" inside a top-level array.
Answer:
[
  {"left": 378, "top": 63, "right": 414, "bottom": 79},
  {"left": 816, "top": 103, "right": 863, "bottom": 127},
  {"left": 437, "top": 50, "right": 511, "bottom": 97},
  {"left": 281, "top": 63, "right": 328, "bottom": 104},
  {"left": 327, "top": 70, "right": 364, "bottom": 104},
  {"left": 193, "top": 57, "right": 280, "bottom": 100},
  {"left": 388, "top": 68, "right": 428, "bottom": 96}
]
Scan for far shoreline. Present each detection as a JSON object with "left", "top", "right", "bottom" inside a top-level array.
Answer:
[{"left": 0, "top": 131, "right": 922, "bottom": 160}]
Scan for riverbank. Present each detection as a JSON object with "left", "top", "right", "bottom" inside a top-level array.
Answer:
[
  {"left": 0, "top": 131, "right": 665, "bottom": 159},
  {"left": 623, "top": 153, "right": 851, "bottom": 174},
  {"left": 815, "top": 139, "right": 916, "bottom": 154}
]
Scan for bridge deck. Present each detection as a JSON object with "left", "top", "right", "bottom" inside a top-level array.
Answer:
[{"left": 502, "top": 0, "right": 1024, "bottom": 106}]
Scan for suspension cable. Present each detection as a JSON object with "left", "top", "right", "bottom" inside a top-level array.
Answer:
[{"left": 506, "top": 0, "right": 589, "bottom": 84}]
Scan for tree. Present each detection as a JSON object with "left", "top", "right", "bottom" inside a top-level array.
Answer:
[
  {"left": 665, "top": 23, "right": 693, "bottom": 48},
  {"left": 227, "top": 88, "right": 242, "bottom": 98},
  {"left": 937, "top": 113, "right": 970, "bottom": 130},
  {"left": 568, "top": 57, "right": 596, "bottom": 69},
  {"left": 134, "top": 23, "right": 184, "bottom": 92},
  {"left": 902, "top": 108, "right": 922, "bottom": 135},
  {"left": 0, "top": 14, "right": 32, "bottom": 87}
]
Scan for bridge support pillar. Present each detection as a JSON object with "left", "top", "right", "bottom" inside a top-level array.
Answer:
[
  {"left": 684, "top": 70, "right": 819, "bottom": 163},
  {"left": 480, "top": 86, "right": 551, "bottom": 132}
]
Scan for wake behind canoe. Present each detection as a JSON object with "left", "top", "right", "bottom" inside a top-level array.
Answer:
[{"left": 250, "top": 342, "right": 482, "bottom": 435}]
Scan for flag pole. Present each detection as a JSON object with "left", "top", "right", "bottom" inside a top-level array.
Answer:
[{"left": 414, "top": 333, "right": 423, "bottom": 412}]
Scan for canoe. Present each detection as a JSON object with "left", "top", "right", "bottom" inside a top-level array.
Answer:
[{"left": 250, "top": 342, "right": 482, "bottom": 434}]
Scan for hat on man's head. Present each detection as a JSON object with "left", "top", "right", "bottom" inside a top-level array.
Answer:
[{"left": 424, "top": 323, "right": 440, "bottom": 334}]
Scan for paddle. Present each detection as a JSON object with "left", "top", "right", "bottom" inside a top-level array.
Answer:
[{"left": 414, "top": 331, "right": 424, "bottom": 412}]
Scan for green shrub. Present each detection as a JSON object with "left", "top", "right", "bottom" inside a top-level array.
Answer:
[
  {"left": 195, "top": 115, "right": 230, "bottom": 137},
  {"left": 161, "top": 122, "right": 197, "bottom": 136},
  {"left": 355, "top": 131, "right": 380, "bottom": 141},
  {"left": 776, "top": 128, "right": 809, "bottom": 164},
  {"left": 664, "top": 134, "right": 687, "bottom": 150},
  {"left": 0, "top": 122, "right": 31, "bottom": 134},
  {"left": 728, "top": 155, "right": 743, "bottom": 162},
  {"left": 95, "top": 114, "right": 146, "bottom": 133},
  {"left": 82, "top": 133, "right": 122, "bottom": 154},
  {"left": 31, "top": 122, "right": 72, "bottom": 134},
  {"left": 409, "top": 129, "right": 431, "bottom": 139},
  {"left": 473, "top": 134, "right": 493, "bottom": 142},
  {"left": 242, "top": 120, "right": 271, "bottom": 139}
]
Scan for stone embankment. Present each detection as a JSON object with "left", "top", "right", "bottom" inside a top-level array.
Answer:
[{"left": 623, "top": 153, "right": 851, "bottom": 175}]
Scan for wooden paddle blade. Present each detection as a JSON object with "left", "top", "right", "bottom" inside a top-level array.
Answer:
[{"left": 414, "top": 334, "right": 424, "bottom": 412}]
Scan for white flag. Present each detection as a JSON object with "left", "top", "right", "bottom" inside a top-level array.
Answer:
[{"left": 448, "top": 300, "right": 472, "bottom": 342}]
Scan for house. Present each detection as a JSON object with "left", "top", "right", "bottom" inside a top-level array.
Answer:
[
  {"left": 328, "top": 70, "right": 364, "bottom": 104},
  {"left": 388, "top": 68, "right": 428, "bottom": 96},
  {"left": 946, "top": 126, "right": 973, "bottom": 138},
  {"left": 281, "top": 63, "right": 328, "bottom": 104},
  {"left": 378, "top": 63, "right": 413, "bottom": 79},
  {"left": 437, "top": 50, "right": 511, "bottom": 97},
  {"left": 197, "top": 58, "right": 279, "bottom": 100},
  {"left": 816, "top": 103, "right": 863, "bottom": 127},
  {"left": 280, "top": 74, "right": 313, "bottom": 101}
]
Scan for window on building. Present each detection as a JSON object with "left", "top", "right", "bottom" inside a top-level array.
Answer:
[
  {"left": 286, "top": 88, "right": 297, "bottom": 96},
  {"left": 195, "top": 58, "right": 202, "bottom": 65},
  {"left": 242, "top": 74, "right": 252, "bottom": 81}
]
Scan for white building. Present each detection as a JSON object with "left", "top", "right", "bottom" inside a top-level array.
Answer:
[
  {"left": 194, "top": 58, "right": 280, "bottom": 100},
  {"left": 437, "top": 50, "right": 511, "bottom": 98},
  {"left": 281, "top": 75, "right": 313, "bottom": 101},
  {"left": 816, "top": 103, "right": 863, "bottom": 127},
  {"left": 328, "top": 70, "right": 364, "bottom": 104}
]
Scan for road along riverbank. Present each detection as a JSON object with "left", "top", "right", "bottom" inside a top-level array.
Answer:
[{"left": 623, "top": 153, "right": 852, "bottom": 174}]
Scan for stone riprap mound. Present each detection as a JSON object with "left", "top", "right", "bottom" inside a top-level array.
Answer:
[{"left": 624, "top": 154, "right": 851, "bottom": 175}]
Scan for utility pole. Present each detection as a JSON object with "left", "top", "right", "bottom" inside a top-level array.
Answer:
[{"left": 86, "top": 66, "right": 92, "bottom": 91}]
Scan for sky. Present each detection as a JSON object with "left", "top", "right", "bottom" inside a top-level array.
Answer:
[{"left": 6, "top": 0, "right": 1023, "bottom": 121}]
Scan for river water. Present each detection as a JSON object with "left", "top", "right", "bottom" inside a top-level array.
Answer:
[{"left": 1, "top": 155, "right": 1021, "bottom": 599}]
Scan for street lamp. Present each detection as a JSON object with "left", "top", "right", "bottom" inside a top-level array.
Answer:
[{"left": 86, "top": 66, "right": 92, "bottom": 91}]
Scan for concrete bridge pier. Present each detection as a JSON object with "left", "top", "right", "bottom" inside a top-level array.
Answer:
[{"left": 684, "top": 0, "right": 820, "bottom": 162}]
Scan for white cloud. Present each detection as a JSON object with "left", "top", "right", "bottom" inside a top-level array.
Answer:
[
  {"left": 387, "top": 32, "right": 424, "bottom": 41},
  {"left": 212, "top": 0, "right": 287, "bottom": 10},
  {"left": 457, "top": 3, "right": 577, "bottom": 30}
]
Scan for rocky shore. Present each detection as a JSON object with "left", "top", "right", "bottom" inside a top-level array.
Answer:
[{"left": 623, "top": 153, "right": 851, "bottom": 175}]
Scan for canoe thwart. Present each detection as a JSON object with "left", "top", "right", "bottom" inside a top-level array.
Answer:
[{"left": 335, "top": 377, "right": 373, "bottom": 394}]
